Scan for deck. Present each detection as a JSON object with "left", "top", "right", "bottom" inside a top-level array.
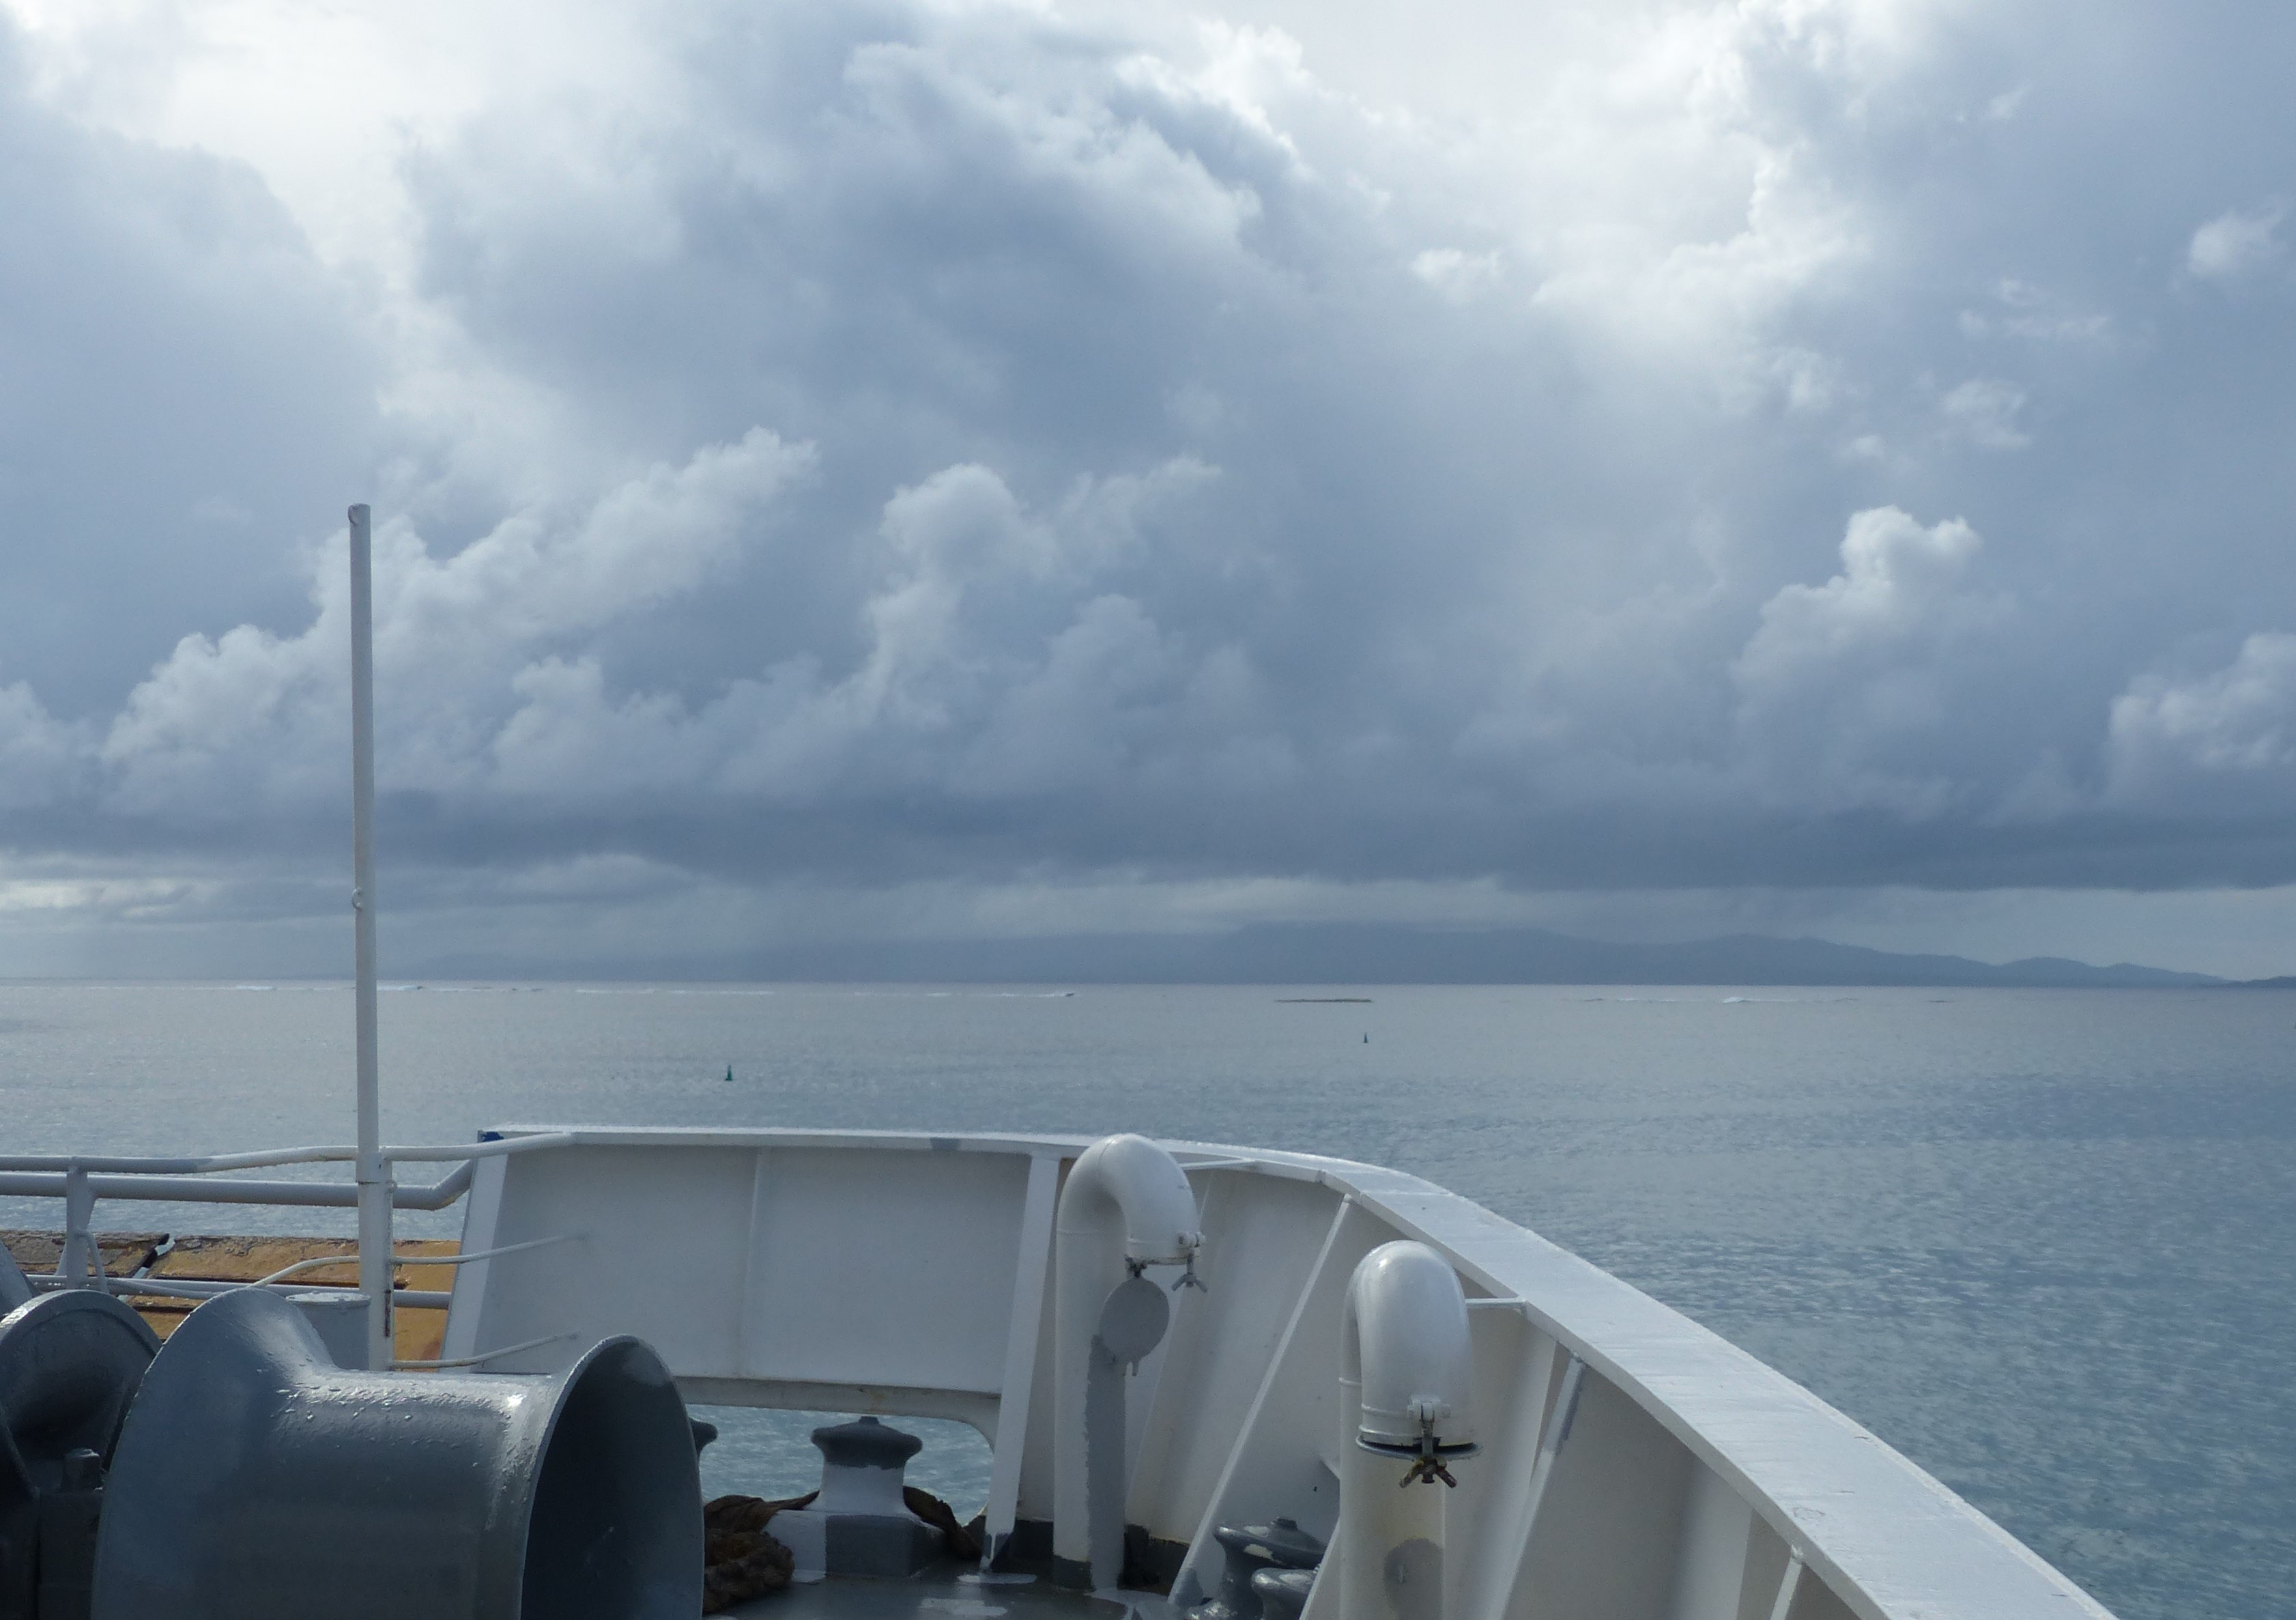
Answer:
[{"left": 730, "top": 1570, "right": 1153, "bottom": 1620}]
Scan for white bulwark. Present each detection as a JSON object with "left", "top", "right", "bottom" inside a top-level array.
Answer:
[{"left": 443, "top": 1127, "right": 2116, "bottom": 1620}]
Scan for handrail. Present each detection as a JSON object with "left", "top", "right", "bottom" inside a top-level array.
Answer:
[
  {"left": 0, "top": 1131, "right": 575, "bottom": 1176},
  {"left": 0, "top": 1136, "right": 588, "bottom": 1357},
  {"left": 0, "top": 1162, "right": 478, "bottom": 1210},
  {"left": 240, "top": 1232, "right": 584, "bottom": 1288},
  {"left": 30, "top": 1275, "right": 455, "bottom": 1311},
  {"left": 17, "top": 1230, "right": 579, "bottom": 1309}
]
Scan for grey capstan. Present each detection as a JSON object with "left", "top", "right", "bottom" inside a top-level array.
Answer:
[{"left": 88, "top": 1288, "right": 702, "bottom": 1620}]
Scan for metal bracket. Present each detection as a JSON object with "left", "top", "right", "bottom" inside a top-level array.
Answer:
[{"left": 1396, "top": 1417, "right": 1467, "bottom": 1488}]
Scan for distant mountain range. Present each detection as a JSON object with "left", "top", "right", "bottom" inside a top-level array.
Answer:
[
  {"left": 462, "top": 922, "right": 2268, "bottom": 986},
  {"left": 1072, "top": 924, "right": 2235, "bottom": 988}
]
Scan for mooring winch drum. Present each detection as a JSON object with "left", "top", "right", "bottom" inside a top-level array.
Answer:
[
  {"left": 0, "top": 1288, "right": 161, "bottom": 1620},
  {"left": 89, "top": 1288, "right": 701, "bottom": 1620}
]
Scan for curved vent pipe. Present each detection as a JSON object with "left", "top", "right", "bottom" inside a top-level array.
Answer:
[
  {"left": 1052, "top": 1134, "right": 1203, "bottom": 1591},
  {"left": 1338, "top": 1241, "right": 1478, "bottom": 1620}
]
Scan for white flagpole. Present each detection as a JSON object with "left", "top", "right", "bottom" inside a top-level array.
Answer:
[{"left": 349, "top": 503, "right": 394, "bottom": 1370}]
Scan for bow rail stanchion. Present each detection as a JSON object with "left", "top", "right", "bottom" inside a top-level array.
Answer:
[{"left": 349, "top": 501, "right": 393, "bottom": 1372}]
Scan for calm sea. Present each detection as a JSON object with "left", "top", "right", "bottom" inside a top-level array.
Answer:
[{"left": 2, "top": 981, "right": 2289, "bottom": 1620}]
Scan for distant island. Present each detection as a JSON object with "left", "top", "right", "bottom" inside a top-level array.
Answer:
[{"left": 428, "top": 922, "right": 2283, "bottom": 987}]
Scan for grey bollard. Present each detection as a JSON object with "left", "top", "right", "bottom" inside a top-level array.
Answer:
[
  {"left": 1188, "top": 1518, "right": 1325, "bottom": 1620},
  {"left": 90, "top": 1288, "right": 701, "bottom": 1620},
  {"left": 1252, "top": 1568, "right": 1317, "bottom": 1620},
  {"left": 773, "top": 1415, "right": 941, "bottom": 1581},
  {"left": 0, "top": 1291, "right": 159, "bottom": 1620}
]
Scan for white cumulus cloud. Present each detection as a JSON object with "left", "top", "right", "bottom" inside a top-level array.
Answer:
[
  {"left": 2108, "top": 633, "right": 2296, "bottom": 811},
  {"left": 1939, "top": 378, "right": 2030, "bottom": 449},
  {"left": 1733, "top": 507, "right": 2006, "bottom": 812},
  {"left": 99, "top": 429, "right": 815, "bottom": 816},
  {"left": 2187, "top": 202, "right": 2284, "bottom": 282}
]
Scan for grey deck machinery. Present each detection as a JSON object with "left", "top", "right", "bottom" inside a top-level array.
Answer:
[{"left": 0, "top": 1248, "right": 702, "bottom": 1620}]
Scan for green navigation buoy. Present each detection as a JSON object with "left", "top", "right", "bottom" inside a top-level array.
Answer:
[{"left": 724, "top": 1065, "right": 734, "bottom": 1083}]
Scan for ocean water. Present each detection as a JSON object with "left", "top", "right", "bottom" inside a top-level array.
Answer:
[{"left": 2, "top": 980, "right": 2290, "bottom": 1620}]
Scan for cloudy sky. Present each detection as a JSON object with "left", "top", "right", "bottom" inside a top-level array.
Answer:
[{"left": 3, "top": 0, "right": 2295, "bottom": 978}]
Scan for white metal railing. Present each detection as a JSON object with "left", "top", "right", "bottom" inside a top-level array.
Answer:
[
  {"left": 0, "top": 1132, "right": 575, "bottom": 1176},
  {"left": 0, "top": 1131, "right": 580, "bottom": 1362}
]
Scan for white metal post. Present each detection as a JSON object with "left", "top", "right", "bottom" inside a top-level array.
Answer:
[
  {"left": 349, "top": 503, "right": 394, "bottom": 1371},
  {"left": 61, "top": 1163, "right": 100, "bottom": 1288},
  {"left": 980, "top": 1152, "right": 1061, "bottom": 1572}
]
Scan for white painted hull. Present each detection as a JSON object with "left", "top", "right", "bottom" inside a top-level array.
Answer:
[{"left": 446, "top": 1128, "right": 2115, "bottom": 1620}]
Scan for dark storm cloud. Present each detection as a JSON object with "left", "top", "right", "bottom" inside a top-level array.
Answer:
[
  {"left": 0, "top": 21, "right": 379, "bottom": 716},
  {"left": 7, "top": 0, "right": 2296, "bottom": 935}
]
